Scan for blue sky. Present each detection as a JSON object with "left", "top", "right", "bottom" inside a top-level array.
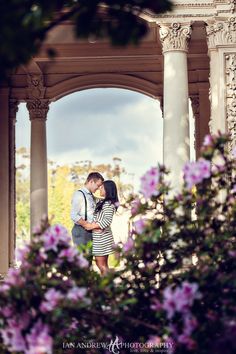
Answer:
[{"left": 15, "top": 88, "right": 194, "bottom": 190}]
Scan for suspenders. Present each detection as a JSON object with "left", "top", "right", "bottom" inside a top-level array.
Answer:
[{"left": 78, "top": 190, "right": 88, "bottom": 221}]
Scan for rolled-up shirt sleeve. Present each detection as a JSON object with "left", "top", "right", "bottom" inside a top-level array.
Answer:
[
  {"left": 71, "top": 191, "right": 84, "bottom": 224},
  {"left": 97, "top": 203, "right": 115, "bottom": 229}
]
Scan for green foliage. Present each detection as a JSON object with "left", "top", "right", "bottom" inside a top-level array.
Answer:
[{"left": 0, "top": 0, "right": 172, "bottom": 79}]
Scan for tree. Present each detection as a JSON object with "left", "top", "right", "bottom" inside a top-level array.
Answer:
[
  {"left": 16, "top": 147, "right": 133, "bottom": 241},
  {"left": 0, "top": 0, "right": 172, "bottom": 79}
]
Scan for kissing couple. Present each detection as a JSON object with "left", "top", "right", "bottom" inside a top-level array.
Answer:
[{"left": 71, "top": 172, "right": 119, "bottom": 275}]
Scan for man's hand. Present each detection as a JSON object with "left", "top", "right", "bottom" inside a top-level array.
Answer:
[{"left": 77, "top": 218, "right": 87, "bottom": 227}]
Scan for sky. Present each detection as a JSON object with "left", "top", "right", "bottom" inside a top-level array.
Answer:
[{"left": 16, "top": 88, "right": 194, "bottom": 191}]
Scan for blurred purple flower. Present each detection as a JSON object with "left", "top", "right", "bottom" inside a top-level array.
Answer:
[
  {"left": 177, "top": 333, "right": 196, "bottom": 350},
  {"left": 232, "top": 145, "right": 236, "bottom": 158},
  {"left": 15, "top": 244, "right": 30, "bottom": 264},
  {"left": 162, "top": 282, "right": 201, "bottom": 319},
  {"left": 67, "top": 286, "right": 87, "bottom": 302},
  {"left": 183, "top": 158, "right": 211, "bottom": 190},
  {"left": 76, "top": 253, "right": 89, "bottom": 268},
  {"left": 131, "top": 199, "right": 141, "bottom": 216},
  {"left": 59, "top": 247, "right": 78, "bottom": 262},
  {"left": 123, "top": 238, "right": 134, "bottom": 252},
  {"left": 1, "top": 327, "right": 26, "bottom": 352},
  {"left": 133, "top": 219, "right": 147, "bottom": 235},
  {"left": 140, "top": 167, "right": 160, "bottom": 199},
  {"left": 203, "top": 134, "right": 213, "bottom": 147},
  {"left": 26, "top": 319, "right": 53, "bottom": 354},
  {"left": 40, "top": 288, "right": 64, "bottom": 313},
  {"left": 5, "top": 268, "right": 23, "bottom": 287}
]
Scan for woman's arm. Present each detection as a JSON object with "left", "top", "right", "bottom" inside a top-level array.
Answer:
[
  {"left": 96, "top": 203, "right": 115, "bottom": 229},
  {"left": 84, "top": 221, "right": 101, "bottom": 231}
]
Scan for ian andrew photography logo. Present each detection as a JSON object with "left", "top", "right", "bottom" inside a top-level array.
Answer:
[{"left": 62, "top": 336, "right": 175, "bottom": 353}]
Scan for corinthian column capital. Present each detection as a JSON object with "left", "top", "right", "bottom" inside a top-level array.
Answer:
[
  {"left": 159, "top": 23, "right": 192, "bottom": 53},
  {"left": 27, "top": 99, "right": 49, "bottom": 121},
  {"left": 206, "top": 17, "right": 236, "bottom": 50}
]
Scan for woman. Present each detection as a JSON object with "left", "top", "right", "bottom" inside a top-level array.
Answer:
[{"left": 84, "top": 180, "right": 119, "bottom": 275}]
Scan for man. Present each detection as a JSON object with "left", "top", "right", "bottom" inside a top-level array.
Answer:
[{"left": 71, "top": 172, "right": 104, "bottom": 246}]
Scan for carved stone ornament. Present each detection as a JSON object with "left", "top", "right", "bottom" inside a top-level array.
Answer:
[
  {"left": 27, "top": 74, "right": 46, "bottom": 99},
  {"left": 225, "top": 54, "right": 236, "bottom": 150},
  {"left": 190, "top": 95, "right": 200, "bottom": 151},
  {"left": 159, "top": 23, "right": 192, "bottom": 53},
  {"left": 206, "top": 17, "right": 236, "bottom": 49},
  {"left": 190, "top": 96, "right": 200, "bottom": 121},
  {"left": 9, "top": 99, "right": 19, "bottom": 123},
  {"left": 229, "top": 0, "right": 236, "bottom": 14},
  {"left": 26, "top": 99, "right": 49, "bottom": 121}
]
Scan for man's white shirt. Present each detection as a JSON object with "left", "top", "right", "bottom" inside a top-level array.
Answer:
[{"left": 71, "top": 187, "right": 96, "bottom": 224}]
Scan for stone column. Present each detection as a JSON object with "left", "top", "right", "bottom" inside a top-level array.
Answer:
[
  {"left": 0, "top": 88, "right": 10, "bottom": 277},
  {"left": 9, "top": 99, "right": 19, "bottom": 267},
  {"left": 206, "top": 17, "right": 236, "bottom": 149},
  {"left": 190, "top": 86, "right": 211, "bottom": 159},
  {"left": 160, "top": 23, "right": 192, "bottom": 190},
  {"left": 27, "top": 99, "right": 49, "bottom": 230}
]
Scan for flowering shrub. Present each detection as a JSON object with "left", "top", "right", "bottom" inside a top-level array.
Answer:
[{"left": 0, "top": 132, "right": 236, "bottom": 354}]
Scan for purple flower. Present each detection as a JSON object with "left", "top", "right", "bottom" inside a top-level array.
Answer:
[
  {"left": 42, "top": 224, "right": 71, "bottom": 252},
  {"left": 177, "top": 334, "right": 196, "bottom": 350},
  {"left": 162, "top": 282, "right": 201, "bottom": 319},
  {"left": 26, "top": 319, "right": 53, "bottom": 354},
  {"left": 140, "top": 167, "right": 160, "bottom": 199},
  {"left": 183, "top": 158, "right": 211, "bottom": 190},
  {"left": 1, "top": 327, "right": 26, "bottom": 352},
  {"left": 231, "top": 185, "right": 236, "bottom": 194},
  {"left": 43, "top": 233, "right": 59, "bottom": 252},
  {"left": 133, "top": 219, "right": 147, "bottom": 235},
  {"left": 183, "top": 315, "right": 198, "bottom": 336},
  {"left": 232, "top": 145, "right": 236, "bottom": 158},
  {"left": 76, "top": 253, "right": 89, "bottom": 268},
  {"left": 131, "top": 199, "right": 141, "bottom": 216},
  {"left": 150, "top": 298, "right": 162, "bottom": 311},
  {"left": 15, "top": 244, "right": 30, "bottom": 264},
  {"left": 203, "top": 134, "right": 213, "bottom": 147},
  {"left": 40, "top": 288, "right": 63, "bottom": 313},
  {"left": 67, "top": 286, "right": 87, "bottom": 302},
  {"left": 59, "top": 247, "right": 78, "bottom": 262},
  {"left": 5, "top": 268, "right": 23, "bottom": 287},
  {"left": 0, "top": 283, "right": 10, "bottom": 293},
  {"left": 1, "top": 306, "right": 13, "bottom": 318},
  {"left": 123, "top": 238, "right": 134, "bottom": 253}
]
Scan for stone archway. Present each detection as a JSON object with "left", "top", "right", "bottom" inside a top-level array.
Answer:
[{"left": 1, "top": 1, "right": 236, "bottom": 276}]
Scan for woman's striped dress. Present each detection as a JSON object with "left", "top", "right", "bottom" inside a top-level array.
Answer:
[{"left": 92, "top": 201, "right": 116, "bottom": 256}]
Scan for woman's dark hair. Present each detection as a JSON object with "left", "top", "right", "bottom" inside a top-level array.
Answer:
[{"left": 95, "top": 180, "right": 119, "bottom": 213}]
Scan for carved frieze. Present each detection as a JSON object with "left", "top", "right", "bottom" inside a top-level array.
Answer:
[
  {"left": 159, "top": 23, "right": 192, "bottom": 53},
  {"left": 206, "top": 17, "right": 236, "bottom": 49},
  {"left": 225, "top": 54, "right": 236, "bottom": 149}
]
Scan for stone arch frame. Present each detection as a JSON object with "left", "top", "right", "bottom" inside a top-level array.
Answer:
[
  {"left": 47, "top": 73, "right": 161, "bottom": 102},
  {"left": 4, "top": 0, "right": 236, "bottom": 277}
]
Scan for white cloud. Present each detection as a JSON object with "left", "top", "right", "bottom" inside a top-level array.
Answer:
[{"left": 16, "top": 89, "right": 163, "bottom": 191}]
